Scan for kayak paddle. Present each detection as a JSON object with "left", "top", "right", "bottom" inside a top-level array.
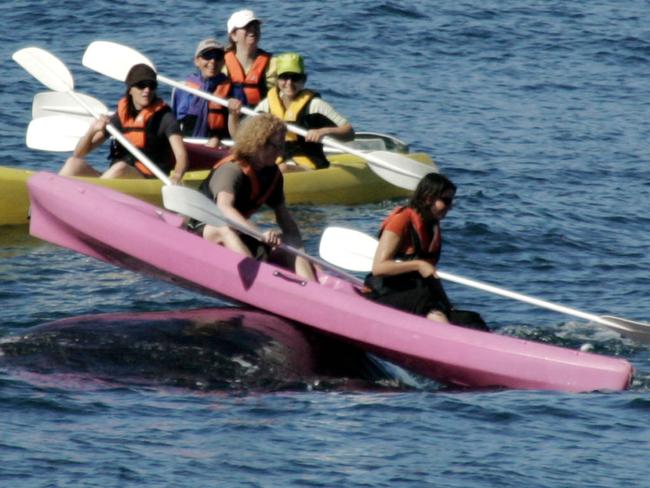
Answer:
[
  {"left": 32, "top": 91, "right": 109, "bottom": 119},
  {"left": 26, "top": 108, "right": 217, "bottom": 152},
  {"left": 14, "top": 46, "right": 361, "bottom": 285},
  {"left": 160, "top": 186, "right": 364, "bottom": 285},
  {"left": 318, "top": 226, "right": 650, "bottom": 343},
  {"left": 13, "top": 46, "right": 172, "bottom": 185},
  {"left": 26, "top": 114, "right": 93, "bottom": 152},
  {"left": 27, "top": 98, "right": 402, "bottom": 155},
  {"left": 82, "top": 40, "right": 435, "bottom": 191}
]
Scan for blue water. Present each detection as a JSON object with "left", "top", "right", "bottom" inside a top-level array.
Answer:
[{"left": 2, "top": 0, "right": 650, "bottom": 486}]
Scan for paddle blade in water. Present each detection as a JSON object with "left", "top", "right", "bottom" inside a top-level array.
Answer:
[
  {"left": 83, "top": 41, "right": 156, "bottom": 82},
  {"left": 600, "top": 315, "right": 650, "bottom": 345},
  {"left": 13, "top": 47, "right": 74, "bottom": 92}
]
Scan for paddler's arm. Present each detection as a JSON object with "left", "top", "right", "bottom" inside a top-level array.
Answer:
[
  {"left": 73, "top": 116, "right": 110, "bottom": 158},
  {"left": 273, "top": 203, "right": 303, "bottom": 248},
  {"left": 304, "top": 98, "right": 355, "bottom": 143},
  {"left": 304, "top": 123, "right": 354, "bottom": 143},
  {"left": 168, "top": 134, "right": 188, "bottom": 184},
  {"left": 226, "top": 98, "right": 244, "bottom": 140},
  {"left": 372, "top": 230, "right": 436, "bottom": 279},
  {"left": 215, "top": 190, "right": 273, "bottom": 241},
  {"left": 274, "top": 203, "right": 316, "bottom": 281}
]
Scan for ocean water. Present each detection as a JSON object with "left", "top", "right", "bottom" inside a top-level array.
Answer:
[{"left": 2, "top": 1, "right": 650, "bottom": 486}]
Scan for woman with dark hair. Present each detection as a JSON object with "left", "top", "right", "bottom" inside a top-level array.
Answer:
[
  {"left": 364, "top": 173, "right": 488, "bottom": 330},
  {"left": 59, "top": 63, "right": 188, "bottom": 184}
]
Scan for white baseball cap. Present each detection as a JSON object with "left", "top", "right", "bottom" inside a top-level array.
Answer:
[{"left": 227, "top": 9, "right": 260, "bottom": 33}]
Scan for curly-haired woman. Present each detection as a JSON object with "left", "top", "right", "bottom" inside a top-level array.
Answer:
[{"left": 194, "top": 113, "right": 315, "bottom": 280}]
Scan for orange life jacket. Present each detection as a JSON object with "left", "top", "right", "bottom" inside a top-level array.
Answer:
[
  {"left": 224, "top": 50, "right": 271, "bottom": 106},
  {"left": 185, "top": 80, "right": 231, "bottom": 133},
  {"left": 115, "top": 97, "right": 170, "bottom": 176},
  {"left": 362, "top": 207, "right": 442, "bottom": 297},
  {"left": 212, "top": 155, "right": 282, "bottom": 217},
  {"left": 380, "top": 207, "right": 441, "bottom": 265}
]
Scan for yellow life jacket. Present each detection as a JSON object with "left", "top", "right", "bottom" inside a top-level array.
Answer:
[
  {"left": 267, "top": 88, "right": 325, "bottom": 169},
  {"left": 268, "top": 87, "right": 316, "bottom": 141}
]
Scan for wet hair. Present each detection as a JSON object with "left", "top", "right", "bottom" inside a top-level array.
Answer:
[
  {"left": 409, "top": 172, "right": 457, "bottom": 218},
  {"left": 232, "top": 113, "right": 286, "bottom": 162}
]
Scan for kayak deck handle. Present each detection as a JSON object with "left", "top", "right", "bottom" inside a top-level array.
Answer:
[{"left": 272, "top": 271, "right": 308, "bottom": 287}]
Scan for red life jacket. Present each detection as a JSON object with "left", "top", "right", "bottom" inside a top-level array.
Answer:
[
  {"left": 362, "top": 207, "right": 442, "bottom": 297},
  {"left": 380, "top": 206, "right": 441, "bottom": 265},
  {"left": 224, "top": 50, "right": 271, "bottom": 106},
  {"left": 115, "top": 97, "right": 170, "bottom": 176},
  {"left": 212, "top": 155, "right": 281, "bottom": 217},
  {"left": 185, "top": 80, "right": 231, "bottom": 133}
]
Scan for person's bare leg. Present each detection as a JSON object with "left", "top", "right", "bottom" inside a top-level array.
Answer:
[
  {"left": 426, "top": 310, "right": 449, "bottom": 323},
  {"left": 101, "top": 162, "right": 144, "bottom": 179},
  {"left": 58, "top": 156, "right": 101, "bottom": 177},
  {"left": 203, "top": 225, "right": 253, "bottom": 257}
]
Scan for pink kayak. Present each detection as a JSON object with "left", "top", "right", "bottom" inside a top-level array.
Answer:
[{"left": 27, "top": 172, "right": 633, "bottom": 392}]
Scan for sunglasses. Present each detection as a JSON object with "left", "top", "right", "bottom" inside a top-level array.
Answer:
[
  {"left": 200, "top": 50, "right": 224, "bottom": 61},
  {"left": 278, "top": 73, "right": 305, "bottom": 83},
  {"left": 134, "top": 81, "right": 157, "bottom": 90}
]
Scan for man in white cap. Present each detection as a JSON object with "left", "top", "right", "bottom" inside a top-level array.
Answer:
[{"left": 223, "top": 9, "right": 277, "bottom": 107}]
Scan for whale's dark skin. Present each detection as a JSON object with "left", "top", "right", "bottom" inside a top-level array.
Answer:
[{"left": 0, "top": 307, "right": 394, "bottom": 391}]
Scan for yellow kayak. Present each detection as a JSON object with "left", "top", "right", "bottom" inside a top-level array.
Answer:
[{"left": 0, "top": 151, "right": 434, "bottom": 227}]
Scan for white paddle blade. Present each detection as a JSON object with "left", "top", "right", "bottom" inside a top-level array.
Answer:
[
  {"left": 162, "top": 185, "right": 228, "bottom": 229},
  {"left": 33, "top": 91, "right": 109, "bottom": 119},
  {"left": 163, "top": 188, "right": 364, "bottom": 285},
  {"left": 12, "top": 47, "right": 74, "bottom": 92},
  {"left": 318, "top": 226, "right": 377, "bottom": 272},
  {"left": 365, "top": 151, "right": 437, "bottom": 191},
  {"left": 319, "top": 227, "right": 650, "bottom": 344},
  {"left": 26, "top": 115, "right": 92, "bottom": 152},
  {"left": 81, "top": 41, "right": 432, "bottom": 192},
  {"left": 83, "top": 41, "right": 155, "bottom": 82},
  {"left": 182, "top": 137, "right": 234, "bottom": 147},
  {"left": 600, "top": 315, "right": 650, "bottom": 344}
]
